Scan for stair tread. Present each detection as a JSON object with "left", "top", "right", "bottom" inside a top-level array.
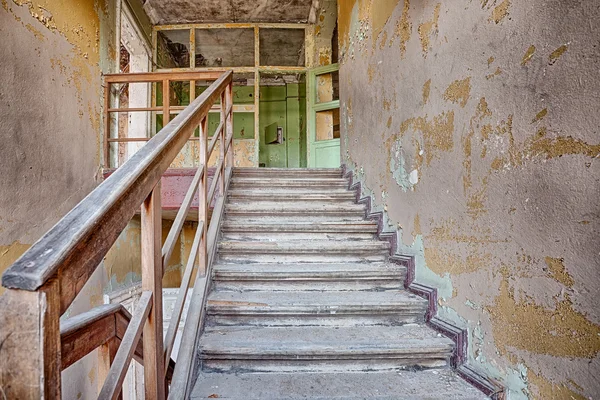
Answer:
[
  {"left": 213, "top": 262, "right": 403, "bottom": 275},
  {"left": 207, "top": 290, "right": 427, "bottom": 312},
  {"left": 219, "top": 240, "right": 390, "bottom": 249},
  {"left": 226, "top": 203, "right": 364, "bottom": 211},
  {"left": 200, "top": 325, "right": 454, "bottom": 354},
  {"left": 191, "top": 370, "right": 489, "bottom": 400}
]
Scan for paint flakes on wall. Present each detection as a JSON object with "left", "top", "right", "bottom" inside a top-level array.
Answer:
[
  {"left": 532, "top": 108, "right": 548, "bottom": 123},
  {"left": 487, "top": 56, "right": 495, "bottom": 66},
  {"left": 549, "top": 44, "right": 568, "bottom": 65},
  {"left": 528, "top": 371, "right": 588, "bottom": 400},
  {"left": 398, "top": 111, "right": 455, "bottom": 166},
  {"left": 393, "top": 0, "right": 412, "bottom": 58},
  {"left": 521, "top": 45, "right": 536, "bottom": 66},
  {"left": 422, "top": 79, "right": 431, "bottom": 104},
  {"left": 443, "top": 77, "right": 471, "bottom": 108},
  {"left": 418, "top": 3, "right": 441, "bottom": 56},
  {"left": 370, "top": 0, "right": 400, "bottom": 47},
  {"left": 544, "top": 257, "right": 574, "bottom": 288},
  {"left": 490, "top": 0, "right": 511, "bottom": 24},
  {"left": 488, "top": 271, "right": 600, "bottom": 358},
  {"left": 485, "top": 67, "right": 502, "bottom": 80}
]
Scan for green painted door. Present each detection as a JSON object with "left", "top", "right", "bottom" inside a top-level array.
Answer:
[
  {"left": 308, "top": 64, "right": 340, "bottom": 168},
  {"left": 259, "top": 86, "right": 287, "bottom": 168}
]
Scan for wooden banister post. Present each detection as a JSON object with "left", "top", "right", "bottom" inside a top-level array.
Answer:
[
  {"left": 104, "top": 83, "right": 111, "bottom": 169},
  {"left": 199, "top": 117, "right": 208, "bottom": 276},
  {"left": 0, "top": 279, "right": 61, "bottom": 399},
  {"left": 219, "top": 91, "right": 226, "bottom": 194},
  {"left": 141, "top": 184, "right": 165, "bottom": 399},
  {"left": 226, "top": 83, "right": 234, "bottom": 171},
  {"left": 163, "top": 79, "right": 170, "bottom": 125},
  {"left": 98, "top": 337, "right": 122, "bottom": 400}
]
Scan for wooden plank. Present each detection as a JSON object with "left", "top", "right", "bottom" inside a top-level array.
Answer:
[
  {"left": 198, "top": 117, "right": 208, "bottom": 277},
  {"left": 0, "top": 281, "right": 61, "bottom": 399},
  {"left": 141, "top": 185, "right": 165, "bottom": 399},
  {"left": 154, "top": 22, "right": 308, "bottom": 30},
  {"left": 2, "top": 71, "right": 232, "bottom": 314},
  {"left": 104, "top": 71, "right": 223, "bottom": 83},
  {"left": 162, "top": 79, "right": 170, "bottom": 125},
  {"left": 207, "top": 124, "right": 221, "bottom": 158},
  {"left": 163, "top": 220, "right": 205, "bottom": 370},
  {"left": 167, "top": 274, "right": 209, "bottom": 399},
  {"left": 60, "top": 304, "right": 120, "bottom": 370},
  {"left": 219, "top": 92, "right": 226, "bottom": 194},
  {"left": 99, "top": 291, "right": 152, "bottom": 400},
  {"left": 104, "top": 82, "right": 111, "bottom": 168},
  {"left": 107, "top": 137, "right": 201, "bottom": 143},
  {"left": 207, "top": 158, "right": 224, "bottom": 206},
  {"left": 162, "top": 164, "right": 204, "bottom": 269},
  {"left": 225, "top": 83, "right": 234, "bottom": 172},
  {"left": 108, "top": 106, "right": 163, "bottom": 113},
  {"left": 114, "top": 310, "right": 176, "bottom": 383}
]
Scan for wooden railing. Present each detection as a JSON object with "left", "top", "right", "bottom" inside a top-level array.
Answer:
[{"left": 0, "top": 70, "right": 234, "bottom": 399}]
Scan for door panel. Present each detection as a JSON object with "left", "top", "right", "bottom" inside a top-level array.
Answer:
[{"left": 308, "top": 64, "right": 340, "bottom": 168}]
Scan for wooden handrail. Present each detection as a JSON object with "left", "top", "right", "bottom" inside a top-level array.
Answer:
[
  {"left": 1, "top": 71, "right": 231, "bottom": 299},
  {"left": 0, "top": 69, "right": 235, "bottom": 399}
]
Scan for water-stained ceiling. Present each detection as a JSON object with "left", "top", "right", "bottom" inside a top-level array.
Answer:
[{"left": 144, "top": 0, "right": 318, "bottom": 25}]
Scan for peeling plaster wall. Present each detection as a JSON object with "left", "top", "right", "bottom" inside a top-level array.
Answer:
[
  {"left": 1, "top": 0, "right": 118, "bottom": 398},
  {"left": 339, "top": 1, "right": 600, "bottom": 398}
]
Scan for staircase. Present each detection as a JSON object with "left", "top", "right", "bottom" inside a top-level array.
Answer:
[{"left": 190, "top": 168, "right": 487, "bottom": 399}]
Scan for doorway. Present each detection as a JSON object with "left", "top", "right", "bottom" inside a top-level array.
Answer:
[
  {"left": 308, "top": 63, "right": 340, "bottom": 168},
  {"left": 258, "top": 73, "right": 307, "bottom": 168}
]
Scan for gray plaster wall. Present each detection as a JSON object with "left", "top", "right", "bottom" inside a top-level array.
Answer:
[
  {"left": 338, "top": 0, "right": 600, "bottom": 398},
  {"left": 1, "top": 0, "right": 118, "bottom": 397}
]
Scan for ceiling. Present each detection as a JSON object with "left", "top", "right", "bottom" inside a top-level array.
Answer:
[{"left": 144, "top": 0, "right": 316, "bottom": 25}]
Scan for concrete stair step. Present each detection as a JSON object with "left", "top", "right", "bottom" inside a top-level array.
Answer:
[
  {"left": 206, "top": 290, "right": 427, "bottom": 326},
  {"left": 212, "top": 262, "right": 405, "bottom": 291},
  {"left": 191, "top": 370, "right": 489, "bottom": 399},
  {"left": 230, "top": 177, "right": 349, "bottom": 189},
  {"left": 227, "top": 190, "right": 356, "bottom": 203},
  {"left": 199, "top": 325, "right": 454, "bottom": 372},
  {"left": 224, "top": 214, "right": 368, "bottom": 223},
  {"left": 224, "top": 202, "right": 365, "bottom": 217},
  {"left": 233, "top": 168, "right": 343, "bottom": 178},
  {"left": 217, "top": 240, "right": 390, "bottom": 263},
  {"left": 222, "top": 220, "right": 377, "bottom": 234},
  {"left": 218, "top": 240, "right": 390, "bottom": 253}
]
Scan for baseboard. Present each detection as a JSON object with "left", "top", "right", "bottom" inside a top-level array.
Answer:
[{"left": 342, "top": 164, "right": 507, "bottom": 400}]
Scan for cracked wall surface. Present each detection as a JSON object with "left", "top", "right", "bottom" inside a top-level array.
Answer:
[
  {"left": 0, "top": 0, "right": 117, "bottom": 398},
  {"left": 338, "top": 0, "right": 600, "bottom": 398}
]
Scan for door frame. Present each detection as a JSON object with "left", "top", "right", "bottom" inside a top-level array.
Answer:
[{"left": 307, "top": 63, "right": 340, "bottom": 167}]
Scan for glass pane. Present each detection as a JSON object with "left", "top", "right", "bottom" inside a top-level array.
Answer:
[
  {"left": 260, "top": 28, "right": 305, "bottom": 66},
  {"left": 315, "top": 70, "right": 339, "bottom": 103},
  {"left": 316, "top": 108, "right": 340, "bottom": 141},
  {"left": 194, "top": 73, "right": 256, "bottom": 140},
  {"left": 156, "top": 30, "right": 191, "bottom": 69},
  {"left": 195, "top": 29, "right": 254, "bottom": 67}
]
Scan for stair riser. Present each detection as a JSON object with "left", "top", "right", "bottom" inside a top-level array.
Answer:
[
  {"left": 221, "top": 232, "right": 375, "bottom": 241},
  {"left": 206, "top": 314, "right": 426, "bottom": 327},
  {"left": 233, "top": 170, "right": 342, "bottom": 178},
  {"left": 230, "top": 183, "right": 349, "bottom": 190},
  {"left": 228, "top": 198, "right": 356, "bottom": 205},
  {"left": 225, "top": 211, "right": 366, "bottom": 218},
  {"left": 211, "top": 280, "right": 404, "bottom": 292},
  {"left": 201, "top": 358, "right": 450, "bottom": 373},
  {"left": 224, "top": 216, "right": 368, "bottom": 224},
  {"left": 217, "top": 254, "right": 388, "bottom": 263}
]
